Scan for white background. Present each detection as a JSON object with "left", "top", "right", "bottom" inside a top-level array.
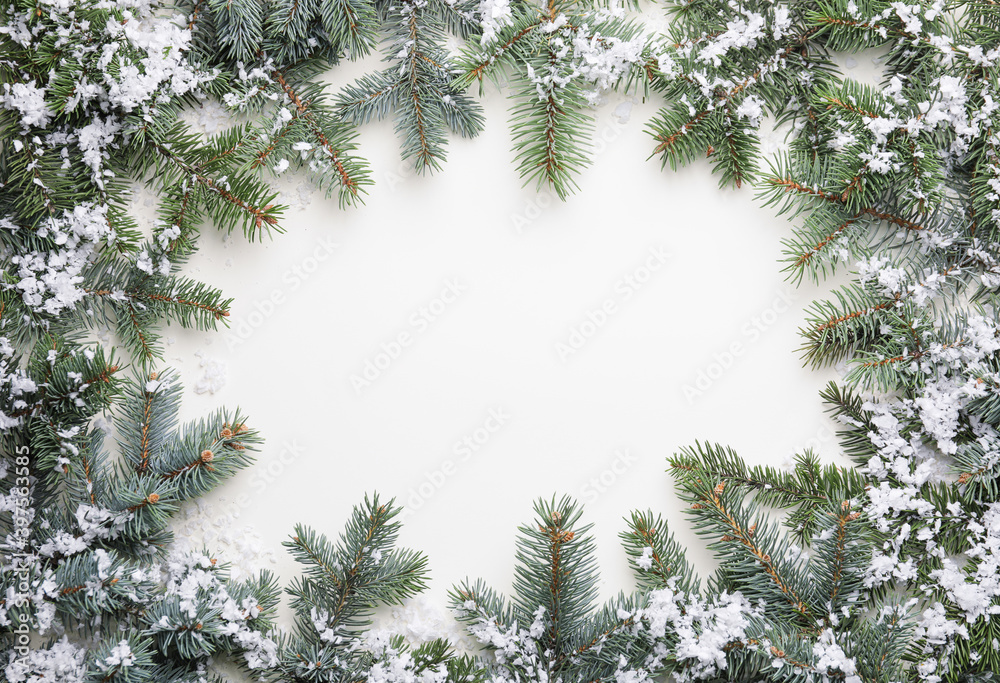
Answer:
[{"left": 159, "top": 54, "right": 857, "bottom": 628}]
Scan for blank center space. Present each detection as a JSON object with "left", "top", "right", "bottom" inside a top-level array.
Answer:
[{"left": 170, "top": 76, "right": 841, "bottom": 614}]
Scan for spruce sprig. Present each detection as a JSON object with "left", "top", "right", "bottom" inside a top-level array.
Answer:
[
  {"left": 279, "top": 494, "right": 479, "bottom": 682},
  {"left": 0, "top": 359, "right": 280, "bottom": 682},
  {"left": 458, "top": 0, "right": 647, "bottom": 198},
  {"left": 336, "top": 0, "right": 486, "bottom": 173},
  {"left": 451, "top": 496, "right": 654, "bottom": 682}
]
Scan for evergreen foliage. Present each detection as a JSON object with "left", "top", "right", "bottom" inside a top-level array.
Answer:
[
  {"left": 451, "top": 497, "right": 646, "bottom": 682},
  {"left": 5, "top": 0, "right": 1000, "bottom": 681},
  {"left": 0, "top": 365, "right": 283, "bottom": 682},
  {"left": 647, "top": 2, "right": 1000, "bottom": 674},
  {"left": 0, "top": 0, "right": 481, "bottom": 370},
  {"left": 278, "top": 495, "right": 481, "bottom": 682},
  {"left": 1, "top": 0, "right": 258, "bottom": 367},
  {"left": 456, "top": 0, "right": 646, "bottom": 198},
  {"left": 336, "top": 0, "right": 486, "bottom": 173}
]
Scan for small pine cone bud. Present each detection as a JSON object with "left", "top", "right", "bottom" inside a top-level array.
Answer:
[
  {"left": 957, "top": 472, "right": 971, "bottom": 484},
  {"left": 148, "top": 493, "right": 159, "bottom": 504},
  {"left": 550, "top": 511, "right": 562, "bottom": 524},
  {"left": 235, "top": 423, "right": 248, "bottom": 434},
  {"left": 210, "top": 558, "right": 217, "bottom": 566},
  {"left": 201, "top": 449, "right": 214, "bottom": 462},
  {"left": 232, "top": 443, "right": 245, "bottom": 450},
  {"left": 220, "top": 428, "right": 233, "bottom": 439},
  {"left": 564, "top": 531, "right": 575, "bottom": 541},
  {"left": 149, "top": 371, "right": 158, "bottom": 380},
  {"left": 713, "top": 482, "right": 726, "bottom": 496}
]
